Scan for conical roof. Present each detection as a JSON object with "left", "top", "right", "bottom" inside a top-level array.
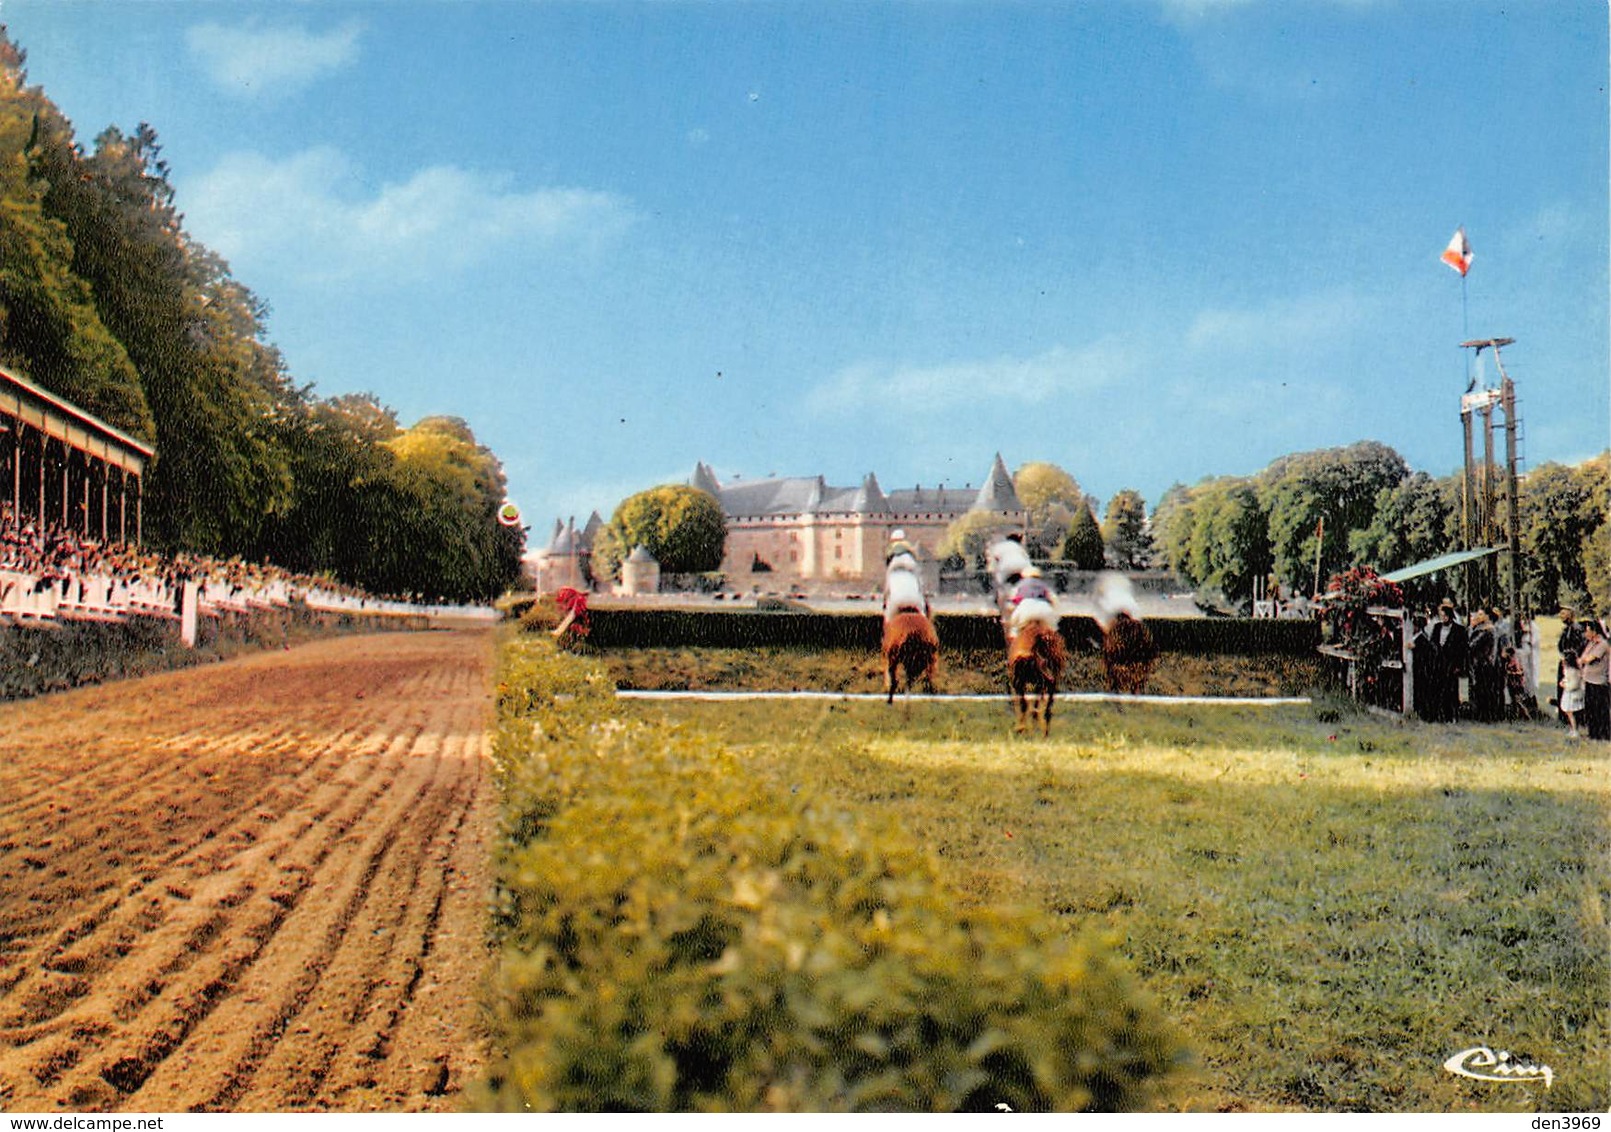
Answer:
[
  {"left": 848, "top": 472, "right": 891, "bottom": 514},
  {"left": 579, "top": 511, "right": 604, "bottom": 550},
  {"left": 971, "top": 453, "right": 1023, "bottom": 512},
  {"left": 691, "top": 462, "right": 723, "bottom": 497}
]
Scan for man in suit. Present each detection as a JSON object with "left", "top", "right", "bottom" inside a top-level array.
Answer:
[{"left": 1428, "top": 599, "right": 1468, "bottom": 722}]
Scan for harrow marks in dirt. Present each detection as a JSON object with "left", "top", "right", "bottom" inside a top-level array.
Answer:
[{"left": 0, "top": 631, "right": 496, "bottom": 1113}]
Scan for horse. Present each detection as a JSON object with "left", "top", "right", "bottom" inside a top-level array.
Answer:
[
  {"left": 1102, "top": 610, "right": 1158, "bottom": 694},
  {"left": 1008, "top": 621, "right": 1066, "bottom": 735},
  {"left": 882, "top": 611, "right": 939, "bottom": 703},
  {"left": 1092, "top": 572, "right": 1156, "bottom": 695}
]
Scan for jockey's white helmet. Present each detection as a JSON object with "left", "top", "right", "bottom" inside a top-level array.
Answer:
[{"left": 891, "top": 529, "right": 906, "bottom": 541}]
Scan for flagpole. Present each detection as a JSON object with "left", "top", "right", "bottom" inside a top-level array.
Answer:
[{"left": 1462, "top": 272, "right": 1470, "bottom": 389}]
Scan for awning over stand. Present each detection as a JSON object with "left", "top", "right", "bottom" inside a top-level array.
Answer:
[{"left": 1379, "top": 546, "right": 1502, "bottom": 584}]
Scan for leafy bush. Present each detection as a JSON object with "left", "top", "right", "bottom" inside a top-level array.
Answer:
[{"left": 480, "top": 636, "right": 1185, "bottom": 1112}]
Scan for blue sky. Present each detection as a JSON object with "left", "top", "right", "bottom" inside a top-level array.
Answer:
[{"left": 5, "top": 0, "right": 1606, "bottom": 540}]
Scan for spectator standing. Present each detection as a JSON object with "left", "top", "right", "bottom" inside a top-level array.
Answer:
[
  {"left": 1427, "top": 600, "right": 1468, "bottom": 722},
  {"left": 1489, "top": 605, "right": 1514, "bottom": 653},
  {"left": 1467, "top": 609, "right": 1503, "bottom": 722},
  {"left": 1502, "top": 645, "right": 1536, "bottom": 720},
  {"left": 1578, "top": 619, "right": 1610, "bottom": 741},
  {"left": 1560, "top": 651, "right": 1584, "bottom": 738},
  {"left": 1408, "top": 611, "right": 1436, "bottom": 721},
  {"left": 1557, "top": 607, "right": 1587, "bottom": 722},
  {"left": 1516, "top": 613, "right": 1541, "bottom": 711}
]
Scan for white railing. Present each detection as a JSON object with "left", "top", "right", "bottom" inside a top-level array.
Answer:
[{"left": 0, "top": 567, "right": 499, "bottom": 629}]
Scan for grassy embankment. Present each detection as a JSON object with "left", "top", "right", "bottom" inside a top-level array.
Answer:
[{"left": 615, "top": 690, "right": 1607, "bottom": 1112}]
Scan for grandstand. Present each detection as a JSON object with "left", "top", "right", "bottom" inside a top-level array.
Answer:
[{"left": 0, "top": 368, "right": 494, "bottom": 636}]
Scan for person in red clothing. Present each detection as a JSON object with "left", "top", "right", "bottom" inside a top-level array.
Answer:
[{"left": 551, "top": 586, "right": 590, "bottom": 641}]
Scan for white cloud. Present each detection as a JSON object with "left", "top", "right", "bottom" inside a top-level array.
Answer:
[
  {"left": 1153, "top": 0, "right": 1259, "bottom": 29},
  {"left": 186, "top": 19, "right": 363, "bottom": 100},
  {"left": 1183, "top": 288, "right": 1384, "bottom": 361},
  {"left": 183, "top": 147, "right": 638, "bottom": 284},
  {"left": 805, "top": 341, "right": 1140, "bottom": 417}
]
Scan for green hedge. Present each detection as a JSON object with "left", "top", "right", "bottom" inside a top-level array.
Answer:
[
  {"left": 579, "top": 608, "right": 1319, "bottom": 656},
  {"left": 479, "top": 635, "right": 1185, "bottom": 1112}
]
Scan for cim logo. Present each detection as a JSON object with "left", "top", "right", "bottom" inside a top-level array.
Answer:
[{"left": 1444, "top": 1046, "right": 1554, "bottom": 1089}]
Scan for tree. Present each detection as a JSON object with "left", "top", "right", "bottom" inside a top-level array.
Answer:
[
  {"left": 0, "top": 33, "right": 152, "bottom": 439},
  {"left": 936, "top": 510, "right": 1017, "bottom": 570},
  {"left": 1102, "top": 489, "right": 1153, "bottom": 569},
  {"left": 1060, "top": 504, "right": 1105, "bottom": 570},
  {"left": 39, "top": 120, "right": 297, "bottom": 554},
  {"left": 1013, "top": 462, "right": 1083, "bottom": 557},
  {"left": 1150, "top": 482, "right": 1196, "bottom": 581},
  {"left": 598, "top": 484, "right": 726, "bottom": 579},
  {"left": 1578, "top": 453, "right": 1610, "bottom": 616},
  {"left": 1184, "top": 480, "right": 1269, "bottom": 607},
  {"left": 1347, "top": 471, "right": 1456, "bottom": 595},
  {"left": 1259, "top": 441, "right": 1409, "bottom": 594},
  {"left": 377, "top": 415, "right": 525, "bottom": 602},
  {"left": 1519, "top": 455, "right": 1608, "bottom": 616},
  {"left": 256, "top": 391, "right": 400, "bottom": 580}
]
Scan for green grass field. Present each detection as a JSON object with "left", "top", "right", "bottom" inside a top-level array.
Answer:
[{"left": 617, "top": 691, "right": 1608, "bottom": 1112}]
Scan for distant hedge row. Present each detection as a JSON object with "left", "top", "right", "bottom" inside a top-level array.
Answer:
[
  {"left": 479, "top": 635, "right": 1185, "bottom": 1112},
  {"left": 0, "top": 604, "right": 429, "bottom": 702},
  {"left": 579, "top": 608, "right": 1320, "bottom": 656}
]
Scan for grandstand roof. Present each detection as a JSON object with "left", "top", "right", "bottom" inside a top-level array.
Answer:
[{"left": 0, "top": 366, "right": 155, "bottom": 475}]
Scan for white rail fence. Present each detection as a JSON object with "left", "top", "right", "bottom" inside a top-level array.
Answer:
[{"left": 0, "top": 568, "right": 496, "bottom": 640}]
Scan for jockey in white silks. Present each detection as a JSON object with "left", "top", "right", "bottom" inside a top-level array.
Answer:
[
  {"left": 986, "top": 535, "right": 1033, "bottom": 591},
  {"left": 1006, "top": 565, "right": 1060, "bottom": 639},
  {"left": 882, "top": 529, "right": 930, "bottom": 623},
  {"left": 1092, "top": 571, "right": 1142, "bottom": 632}
]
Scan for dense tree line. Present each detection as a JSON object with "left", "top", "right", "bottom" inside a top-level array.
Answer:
[
  {"left": 1152, "top": 442, "right": 1609, "bottom": 616},
  {"left": 932, "top": 446, "right": 1606, "bottom": 619},
  {"left": 0, "top": 32, "right": 522, "bottom": 602}
]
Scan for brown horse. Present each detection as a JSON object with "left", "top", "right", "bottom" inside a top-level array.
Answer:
[
  {"left": 882, "top": 611, "right": 939, "bottom": 703},
  {"left": 1102, "top": 611, "right": 1158, "bottom": 694},
  {"left": 1008, "top": 621, "right": 1067, "bottom": 735}
]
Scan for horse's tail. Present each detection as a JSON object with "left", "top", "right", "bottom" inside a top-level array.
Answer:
[
  {"left": 1009, "top": 622, "right": 1065, "bottom": 681},
  {"left": 1037, "top": 623, "right": 1068, "bottom": 675},
  {"left": 884, "top": 611, "right": 939, "bottom": 652},
  {"left": 884, "top": 612, "right": 939, "bottom": 698}
]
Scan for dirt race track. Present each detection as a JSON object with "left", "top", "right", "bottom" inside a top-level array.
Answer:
[{"left": 0, "top": 630, "right": 498, "bottom": 1113}]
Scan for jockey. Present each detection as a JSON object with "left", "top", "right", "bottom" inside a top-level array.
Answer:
[
  {"left": 883, "top": 536, "right": 930, "bottom": 624},
  {"left": 551, "top": 586, "right": 590, "bottom": 640},
  {"left": 987, "top": 534, "right": 1032, "bottom": 591},
  {"left": 883, "top": 566, "right": 930, "bottom": 623},
  {"left": 885, "top": 528, "right": 919, "bottom": 573},
  {"left": 1007, "top": 566, "right": 1059, "bottom": 639}
]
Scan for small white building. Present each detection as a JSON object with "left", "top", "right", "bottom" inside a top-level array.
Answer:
[{"left": 619, "top": 545, "right": 661, "bottom": 595}]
